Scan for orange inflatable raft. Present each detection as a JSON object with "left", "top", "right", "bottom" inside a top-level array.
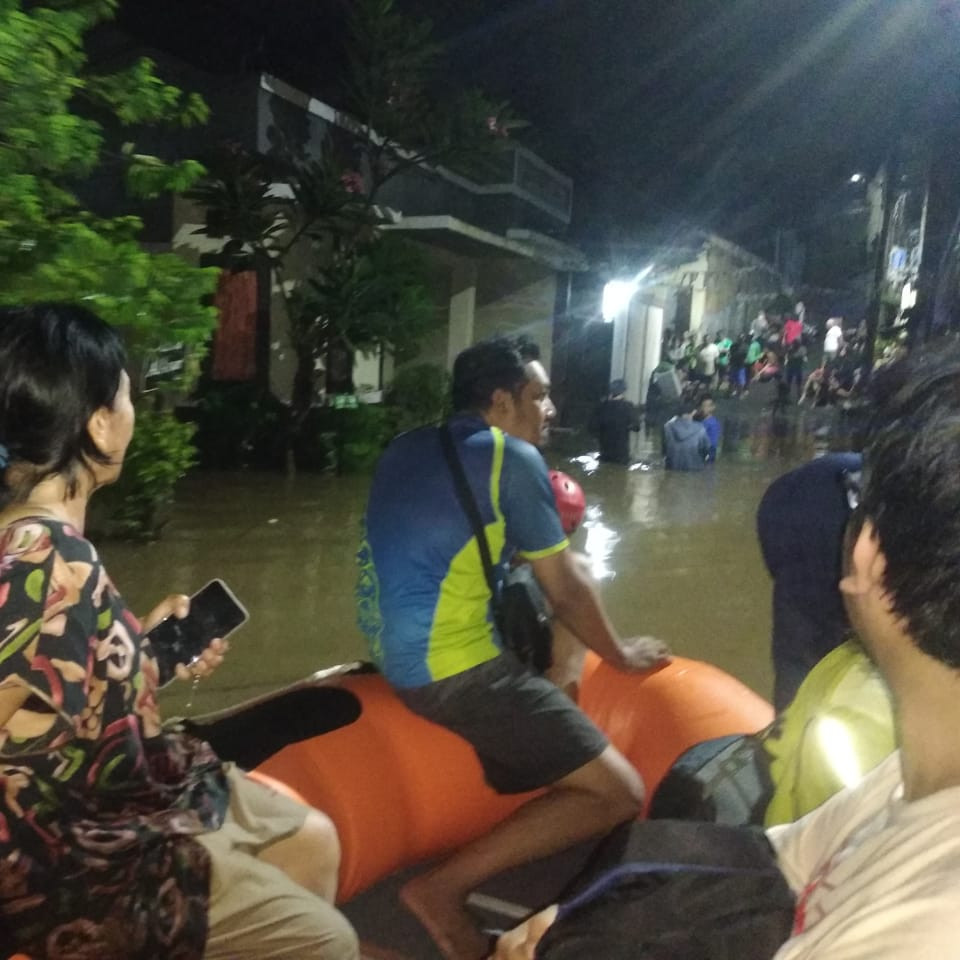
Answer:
[
  {"left": 3, "top": 654, "right": 772, "bottom": 959},
  {"left": 233, "top": 654, "right": 773, "bottom": 903}
]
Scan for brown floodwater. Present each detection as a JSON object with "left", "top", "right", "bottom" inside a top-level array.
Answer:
[{"left": 100, "top": 400, "right": 825, "bottom": 718}]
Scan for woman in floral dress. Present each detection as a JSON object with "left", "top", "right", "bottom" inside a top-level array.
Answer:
[{"left": 0, "top": 304, "right": 358, "bottom": 960}]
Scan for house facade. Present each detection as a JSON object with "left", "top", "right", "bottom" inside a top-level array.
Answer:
[{"left": 130, "top": 59, "right": 587, "bottom": 402}]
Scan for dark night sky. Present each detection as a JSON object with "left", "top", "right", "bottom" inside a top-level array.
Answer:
[
  {"left": 404, "top": 0, "right": 960, "bottom": 244},
  {"left": 114, "top": 0, "right": 960, "bottom": 250}
]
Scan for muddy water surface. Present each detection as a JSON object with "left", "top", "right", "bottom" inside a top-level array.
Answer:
[{"left": 101, "top": 404, "right": 821, "bottom": 717}]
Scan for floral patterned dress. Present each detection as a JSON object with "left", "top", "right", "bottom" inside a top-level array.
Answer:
[{"left": 0, "top": 519, "right": 229, "bottom": 959}]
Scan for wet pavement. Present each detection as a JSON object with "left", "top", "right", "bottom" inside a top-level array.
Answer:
[{"left": 101, "top": 395, "right": 833, "bottom": 717}]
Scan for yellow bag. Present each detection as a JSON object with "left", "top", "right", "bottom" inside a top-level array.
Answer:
[{"left": 762, "top": 640, "right": 896, "bottom": 826}]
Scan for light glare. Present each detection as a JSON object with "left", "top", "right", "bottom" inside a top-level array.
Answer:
[{"left": 601, "top": 264, "right": 654, "bottom": 322}]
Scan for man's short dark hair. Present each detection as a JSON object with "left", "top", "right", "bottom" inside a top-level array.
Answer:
[
  {"left": 857, "top": 343, "right": 960, "bottom": 667},
  {"left": 515, "top": 336, "right": 541, "bottom": 362},
  {"left": 451, "top": 338, "right": 528, "bottom": 413}
]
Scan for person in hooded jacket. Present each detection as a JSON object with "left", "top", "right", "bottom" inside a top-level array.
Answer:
[{"left": 662, "top": 410, "right": 710, "bottom": 471}]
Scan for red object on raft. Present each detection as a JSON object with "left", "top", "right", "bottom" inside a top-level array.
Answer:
[{"left": 254, "top": 654, "right": 774, "bottom": 903}]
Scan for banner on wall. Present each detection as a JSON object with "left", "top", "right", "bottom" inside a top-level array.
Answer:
[{"left": 212, "top": 270, "right": 258, "bottom": 381}]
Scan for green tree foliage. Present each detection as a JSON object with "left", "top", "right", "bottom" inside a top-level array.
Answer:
[
  {"left": 0, "top": 0, "right": 219, "bottom": 535},
  {"left": 188, "top": 0, "right": 517, "bottom": 464},
  {"left": 385, "top": 361, "right": 451, "bottom": 432}
]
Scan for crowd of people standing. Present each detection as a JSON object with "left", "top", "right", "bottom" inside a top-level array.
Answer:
[{"left": 656, "top": 304, "right": 870, "bottom": 411}]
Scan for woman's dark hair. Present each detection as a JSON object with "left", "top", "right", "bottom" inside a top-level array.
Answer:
[
  {"left": 0, "top": 303, "right": 127, "bottom": 505},
  {"left": 856, "top": 339, "right": 960, "bottom": 667},
  {"left": 451, "top": 338, "right": 528, "bottom": 413}
]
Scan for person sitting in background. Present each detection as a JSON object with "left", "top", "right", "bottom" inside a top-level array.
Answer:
[
  {"left": 0, "top": 304, "right": 357, "bottom": 960},
  {"left": 755, "top": 347, "right": 782, "bottom": 382},
  {"left": 589, "top": 378, "right": 641, "bottom": 465},
  {"left": 798, "top": 366, "right": 829, "bottom": 407},
  {"left": 694, "top": 394, "right": 721, "bottom": 462},
  {"left": 827, "top": 345, "right": 860, "bottom": 406},
  {"left": 663, "top": 409, "right": 710, "bottom": 471}
]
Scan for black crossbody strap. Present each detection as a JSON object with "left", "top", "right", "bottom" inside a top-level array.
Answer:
[{"left": 438, "top": 423, "right": 499, "bottom": 601}]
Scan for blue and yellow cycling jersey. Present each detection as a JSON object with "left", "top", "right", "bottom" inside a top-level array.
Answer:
[{"left": 356, "top": 415, "right": 568, "bottom": 688}]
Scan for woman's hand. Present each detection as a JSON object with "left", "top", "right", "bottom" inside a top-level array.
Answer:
[
  {"left": 141, "top": 593, "right": 190, "bottom": 635},
  {"left": 173, "top": 637, "right": 229, "bottom": 683},
  {"left": 141, "top": 594, "right": 230, "bottom": 684}
]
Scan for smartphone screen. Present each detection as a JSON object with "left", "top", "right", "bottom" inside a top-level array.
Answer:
[{"left": 146, "top": 579, "right": 248, "bottom": 676}]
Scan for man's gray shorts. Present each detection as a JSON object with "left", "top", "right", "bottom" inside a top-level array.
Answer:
[{"left": 396, "top": 652, "right": 610, "bottom": 794}]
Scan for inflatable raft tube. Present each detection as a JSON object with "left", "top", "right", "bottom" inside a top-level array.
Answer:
[{"left": 196, "top": 655, "right": 773, "bottom": 903}]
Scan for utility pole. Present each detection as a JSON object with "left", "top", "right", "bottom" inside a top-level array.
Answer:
[
  {"left": 914, "top": 145, "right": 960, "bottom": 341},
  {"left": 862, "top": 158, "right": 895, "bottom": 384}
]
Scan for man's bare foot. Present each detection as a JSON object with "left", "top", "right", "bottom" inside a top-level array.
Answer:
[{"left": 400, "top": 871, "right": 489, "bottom": 960}]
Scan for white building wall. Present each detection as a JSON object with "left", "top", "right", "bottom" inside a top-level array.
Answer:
[{"left": 473, "top": 259, "right": 556, "bottom": 372}]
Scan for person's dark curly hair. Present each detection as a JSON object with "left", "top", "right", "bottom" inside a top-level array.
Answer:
[{"left": 856, "top": 341, "right": 960, "bottom": 667}]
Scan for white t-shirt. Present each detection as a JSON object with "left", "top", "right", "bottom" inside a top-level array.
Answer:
[
  {"left": 769, "top": 751, "right": 960, "bottom": 959},
  {"left": 698, "top": 342, "right": 720, "bottom": 375},
  {"left": 824, "top": 326, "right": 843, "bottom": 354}
]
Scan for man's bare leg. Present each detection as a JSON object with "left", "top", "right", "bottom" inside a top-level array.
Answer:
[
  {"left": 400, "top": 745, "right": 643, "bottom": 960},
  {"left": 545, "top": 622, "right": 587, "bottom": 700}
]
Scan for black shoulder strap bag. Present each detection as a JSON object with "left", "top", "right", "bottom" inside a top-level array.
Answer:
[{"left": 438, "top": 423, "right": 553, "bottom": 672}]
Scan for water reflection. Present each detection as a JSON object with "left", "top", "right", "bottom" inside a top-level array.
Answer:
[
  {"left": 569, "top": 452, "right": 601, "bottom": 476},
  {"left": 581, "top": 505, "right": 619, "bottom": 581}
]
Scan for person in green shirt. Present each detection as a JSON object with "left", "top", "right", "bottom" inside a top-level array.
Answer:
[{"left": 745, "top": 334, "right": 764, "bottom": 391}]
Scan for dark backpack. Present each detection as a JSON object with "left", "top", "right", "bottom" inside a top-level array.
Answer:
[
  {"left": 536, "top": 820, "right": 794, "bottom": 960},
  {"left": 647, "top": 734, "right": 775, "bottom": 826}
]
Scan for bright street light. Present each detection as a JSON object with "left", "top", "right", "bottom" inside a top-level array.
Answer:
[
  {"left": 849, "top": 172, "right": 865, "bottom": 184},
  {"left": 601, "top": 264, "right": 655, "bottom": 322}
]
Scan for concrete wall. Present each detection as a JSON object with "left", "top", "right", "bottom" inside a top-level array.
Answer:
[
  {"left": 394, "top": 253, "right": 559, "bottom": 382},
  {"left": 474, "top": 258, "right": 557, "bottom": 372},
  {"left": 654, "top": 243, "right": 780, "bottom": 342}
]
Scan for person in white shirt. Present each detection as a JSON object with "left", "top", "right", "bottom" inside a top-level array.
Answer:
[
  {"left": 697, "top": 336, "right": 720, "bottom": 387},
  {"left": 752, "top": 310, "right": 770, "bottom": 339},
  {"left": 823, "top": 318, "right": 844, "bottom": 362},
  {"left": 493, "top": 344, "right": 960, "bottom": 960}
]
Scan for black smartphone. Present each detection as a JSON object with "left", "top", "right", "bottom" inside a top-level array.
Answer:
[{"left": 146, "top": 579, "right": 248, "bottom": 685}]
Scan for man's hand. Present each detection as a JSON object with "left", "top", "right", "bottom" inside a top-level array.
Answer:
[
  {"left": 489, "top": 905, "right": 559, "bottom": 960},
  {"left": 616, "top": 635, "right": 672, "bottom": 671},
  {"left": 533, "top": 550, "right": 672, "bottom": 671}
]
